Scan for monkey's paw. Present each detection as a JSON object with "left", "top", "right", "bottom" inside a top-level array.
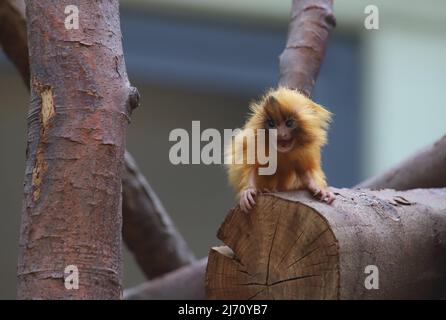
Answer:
[
  {"left": 311, "top": 187, "right": 335, "bottom": 204},
  {"left": 240, "top": 188, "right": 257, "bottom": 213}
]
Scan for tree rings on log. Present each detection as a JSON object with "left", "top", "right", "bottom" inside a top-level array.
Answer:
[{"left": 206, "top": 194, "right": 339, "bottom": 299}]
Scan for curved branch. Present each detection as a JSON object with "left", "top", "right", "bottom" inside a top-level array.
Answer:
[
  {"left": 123, "top": 152, "right": 195, "bottom": 278},
  {"left": 278, "top": 0, "right": 336, "bottom": 96}
]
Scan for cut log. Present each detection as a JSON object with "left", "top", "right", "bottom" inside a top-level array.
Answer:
[{"left": 206, "top": 188, "right": 446, "bottom": 299}]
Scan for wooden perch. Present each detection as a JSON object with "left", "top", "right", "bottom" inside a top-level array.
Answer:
[
  {"left": 357, "top": 135, "right": 446, "bottom": 190},
  {"left": 0, "top": 0, "right": 194, "bottom": 282},
  {"left": 124, "top": 258, "right": 207, "bottom": 300},
  {"left": 123, "top": 152, "right": 195, "bottom": 278},
  {"left": 206, "top": 188, "right": 446, "bottom": 299}
]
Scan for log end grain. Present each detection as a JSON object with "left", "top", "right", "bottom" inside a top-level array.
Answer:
[{"left": 206, "top": 195, "right": 340, "bottom": 299}]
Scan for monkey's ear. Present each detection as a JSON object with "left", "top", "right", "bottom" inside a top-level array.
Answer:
[{"left": 264, "top": 95, "right": 281, "bottom": 113}]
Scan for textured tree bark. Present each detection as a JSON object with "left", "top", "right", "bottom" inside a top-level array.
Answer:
[
  {"left": 17, "top": 0, "right": 133, "bottom": 299},
  {"left": 206, "top": 188, "right": 446, "bottom": 299},
  {"left": 357, "top": 135, "right": 446, "bottom": 190},
  {"left": 0, "top": 0, "right": 194, "bottom": 282},
  {"left": 124, "top": 258, "right": 207, "bottom": 300},
  {"left": 123, "top": 152, "right": 195, "bottom": 278},
  {"left": 278, "top": 0, "right": 335, "bottom": 96},
  {"left": 0, "top": 0, "right": 29, "bottom": 87}
]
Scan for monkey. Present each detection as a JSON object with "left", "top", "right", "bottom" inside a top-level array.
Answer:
[{"left": 225, "top": 87, "right": 335, "bottom": 212}]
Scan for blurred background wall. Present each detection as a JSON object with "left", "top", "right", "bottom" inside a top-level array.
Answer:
[{"left": 0, "top": 0, "right": 445, "bottom": 298}]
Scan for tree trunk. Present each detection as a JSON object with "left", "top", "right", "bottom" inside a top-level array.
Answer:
[
  {"left": 206, "top": 188, "right": 446, "bottom": 299},
  {"left": 18, "top": 0, "right": 133, "bottom": 299},
  {"left": 0, "top": 0, "right": 195, "bottom": 282}
]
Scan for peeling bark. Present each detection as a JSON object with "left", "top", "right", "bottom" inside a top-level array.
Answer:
[{"left": 18, "top": 0, "right": 133, "bottom": 299}]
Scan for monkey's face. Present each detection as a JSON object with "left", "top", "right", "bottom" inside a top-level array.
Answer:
[
  {"left": 266, "top": 117, "right": 297, "bottom": 153},
  {"left": 262, "top": 96, "right": 299, "bottom": 153},
  {"left": 248, "top": 88, "right": 331, "bottom": 156}
]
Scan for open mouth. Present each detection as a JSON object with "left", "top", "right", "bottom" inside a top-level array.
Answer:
[{"left": 277, "top": 138, "right": 293, "bottom": 149}]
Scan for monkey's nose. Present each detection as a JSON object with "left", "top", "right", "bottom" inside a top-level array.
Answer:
[{"left": 278, "top": 134, "right": 289, "bottom": 140}]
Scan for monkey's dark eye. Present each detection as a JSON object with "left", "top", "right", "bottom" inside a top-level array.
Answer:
[
  {"left": 285, "top": 119, "right": 295, "bottom": 128},
  {"left": 267, "top": 119, "right": 275, "bottom": 128}
]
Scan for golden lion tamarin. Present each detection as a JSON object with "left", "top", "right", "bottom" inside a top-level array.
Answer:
[{"left": 225, "top": 87, "right": 335, "bottom": 212}]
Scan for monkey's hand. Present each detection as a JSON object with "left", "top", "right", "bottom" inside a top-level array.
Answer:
[
  {"left": 240, "top": 188, "right": 257, "bottom": 212},
  {"left": 307, "top": 183, "right": 335, "bottom": 204},
  {"left": 302, "top": 172, "right": 335, "bottom": 204},
  {"left": 313, "top": 187, "right": 335, "bottom": 204}
]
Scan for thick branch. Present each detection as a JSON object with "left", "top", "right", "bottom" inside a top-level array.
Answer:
[
  {"left": 123, "top": 152, "right": 195, "bottom": 278},
  {"left": 0, "top": 0, "right": 29, "bottom": 86},
  {"left": 278, "top": 0, "right": 336, "bottom": 96},
  {"left": 0, "top": 0, "right": 194, "bottom": 281},
  {"left": 124, "top": 258, "right": 207, "bottom": 300},
  {"left": 207, "top": 189, "right": 446, "bottom": 299},
  {"left": 357, "top": 135, "right": 446, "bottom": 190}
]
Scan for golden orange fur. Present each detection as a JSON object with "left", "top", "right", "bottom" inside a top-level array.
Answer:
[{"left": 225, "top": 87, "right": 332, "bottom": 198}]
